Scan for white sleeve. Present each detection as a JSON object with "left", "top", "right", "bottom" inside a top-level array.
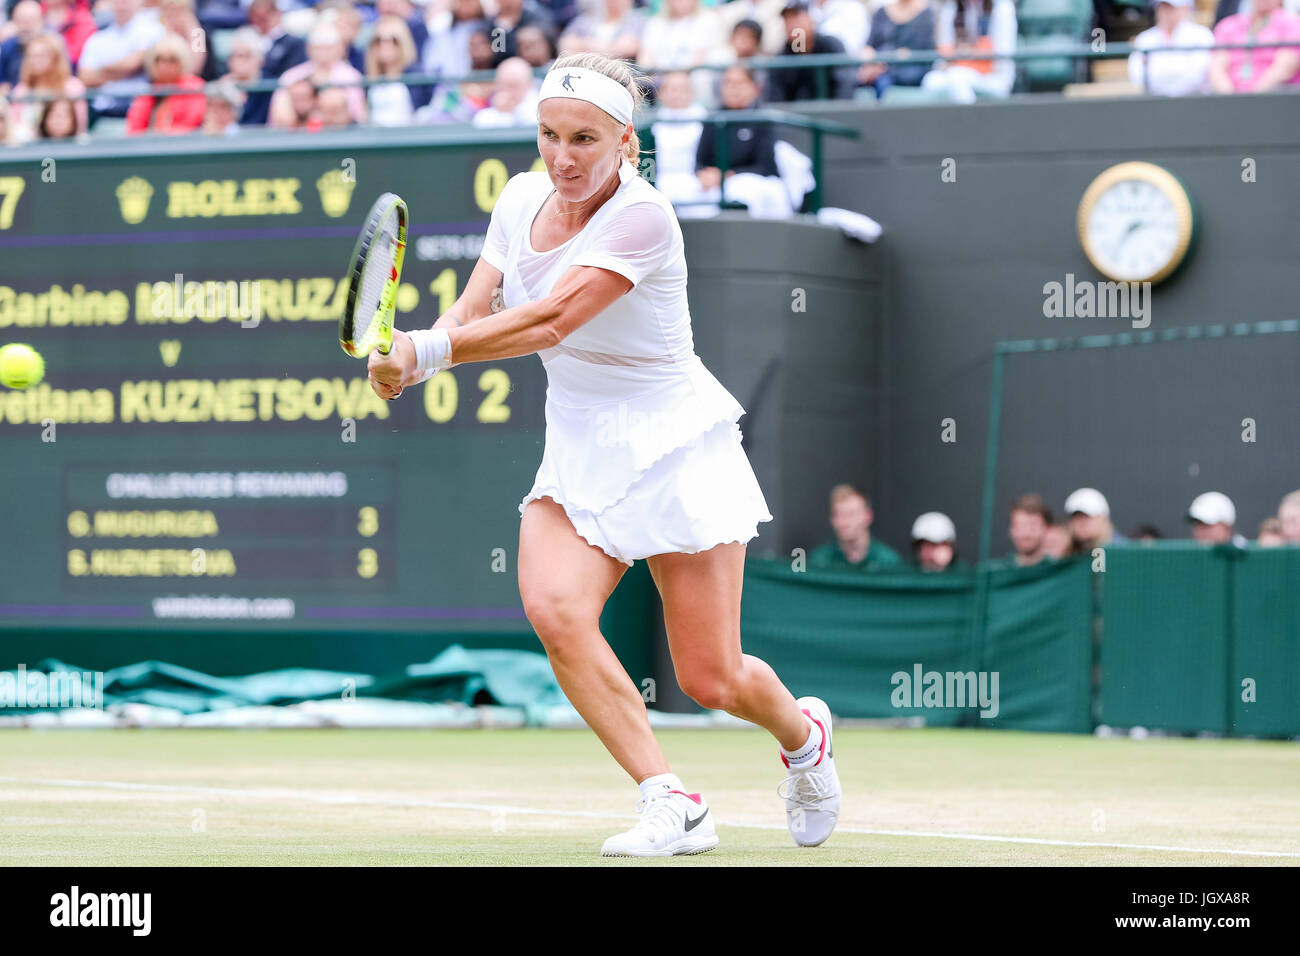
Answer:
[
  {"left": 480, "top": 174, "right": 527, "bottom": 273},
  {"left": 78, "top": 34, "right": 108, "bottom": 71},
  {"left": 570, "top": 201, "right": 675, "bottom": 287}
]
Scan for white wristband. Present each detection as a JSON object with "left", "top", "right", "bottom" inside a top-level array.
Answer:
[{"left": 408, "top": 327, "right": 453, "bottom": 374}]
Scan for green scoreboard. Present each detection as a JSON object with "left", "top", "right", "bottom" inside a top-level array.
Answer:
[{"left": 0, "top": 128, "right": 563, "bottom": 635}]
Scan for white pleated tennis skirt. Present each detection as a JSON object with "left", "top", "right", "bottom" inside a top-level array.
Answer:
[{"left": 517, "top": 350, "right": 773, "bottom": 566}]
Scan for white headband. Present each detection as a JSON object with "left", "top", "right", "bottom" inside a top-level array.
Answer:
[{"left": 536, "top": 67, "right": 634, "bottom": 127}]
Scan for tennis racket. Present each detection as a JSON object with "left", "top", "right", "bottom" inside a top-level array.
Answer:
[{"left": 340, "top": 192, "right": 408, "bottom": 359}]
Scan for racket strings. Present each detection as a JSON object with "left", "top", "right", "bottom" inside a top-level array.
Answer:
[{"left": 354, "top": 213, "right": 400, "bottom": 344}]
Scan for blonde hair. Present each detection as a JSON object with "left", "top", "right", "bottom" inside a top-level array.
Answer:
[
  {"left": 830, "top": 484, "right": 870, "bottom": 509},
  {"left": 19, "top": 34, "right": 72, "bottom": 91},
  {"left": 147, "top": 34, "right": 194, "bottom": 77},
  {"left": 546, "top": 52, "right": 645, "bottom": 170},
  {"left": 365, "top": 16, "right": 417, "bottom": 77}
]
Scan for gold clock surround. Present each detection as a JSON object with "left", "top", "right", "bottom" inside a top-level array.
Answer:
[{"left": 1076, "top": 161, "right": 1195, "bottom": 285}]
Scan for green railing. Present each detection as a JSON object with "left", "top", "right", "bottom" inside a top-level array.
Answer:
[{"left": 7, "top": 39, "right": 1299, "bottom": 113}]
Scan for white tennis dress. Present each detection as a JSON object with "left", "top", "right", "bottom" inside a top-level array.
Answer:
[{"left": 480, "top": 159, "right": 773, "bottom": 566}]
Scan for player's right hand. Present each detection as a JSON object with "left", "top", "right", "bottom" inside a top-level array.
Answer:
[{"left": 368, "top": 328, "right": 416, "bottom": 400}]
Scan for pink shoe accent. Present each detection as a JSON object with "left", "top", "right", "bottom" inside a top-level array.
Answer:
[
  {"left": 779, "top": 709, "right": 829, "bottom": 768},
  {"left": 668, "top": 789, "right": 703, "bottom": 804}
]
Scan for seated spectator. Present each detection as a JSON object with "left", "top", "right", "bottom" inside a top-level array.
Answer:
[
  {"left": 1257, "top": 517, "right": 1286, "bottom": 546},
  {"left": 920, "top": 0, "right": 1017, "bottom": 103},
  {"left": 423, "top": 0, "right": 489, "bottom": 84},
  {"left": 125, "top": 34, "right": 207, "bottom": 134},
  {"left": 488, "top": 0, "right": 557, "bottom": 66},
  {"left": 702, "top": 17, "right": 770, "bottom": 105},
  {"left": 1188, "top": 491, "right": 1246, "bottom": 546},
  {"left": 1064, "top": 487, "right": 1127, "bottom": 552},
  {"left": 640, "top": 0, "right": 723, "bottom": 103},
  {"left": 420, "top": 27, "right": 495, "bottom": 122},
  {"left": 1043, "top": 522, "right": 1073, "bottom": 559},
  {"left": 77, "top": 0, "right": 166, "bottom": 118},
  {"left": 471, "top": 54, "right": 539, "bottom": 126},
  {"left": 1209, "top": 0, "right": 1300, "bottom": 93},
  {"left": 515, "top": 24, "right": 557, "bottom": 69},
  {"left": 1278, "top": 489, "right": 1300, "bottom": 543},
  {"left": 242, "top": 0, "right": 307, "bottom": 127},
  {"left": 911, "top": 511, "right": 959, "bottom": 571},
  {"left": 271, "top": 76, "right": 319, "bottom": 129},
  {"left": 1, "top": 0, "right": 45, "bottom": 93},
  {"left": 319, "top": 0, "right": 367, "bottom": 74},
  {"left": 219, "top": 28, "right": 265, "bottom": 125},
  {"left": 650, "top": 69, "right": 709, "bottom": 206},
  {"left": 317, "top": 84, "right": 356, "bottom": 127},
  {"left": 366, "top": 16, "right": 423, "bottom": 126},
  {"left": 694, "top": 64, "right": 793, "bottom": 217},
  {"left": 249, "top": 0, "right": 308, "bottom": 82},
  {"left": 1128, "top": 0, "right": 1214, "bottom": 96},
  {"left": 715, "top": 0, "right": 789, "bottom": 58},
  {"left": 1007, "top": 492, "right": 1052, "bottom": 566},
  {"left": 808, "top": 483, "right": 903, "bottom": 570},
  {"left": 36, "top": 95, "right": 78, "bottom": 138},
  {"left": 811, "top": 0, "right": 869, "bottom": 59},
  {"left": 1130, "top": 523, "right": 1163, "bottom": 542},
  {"left": 159, "top": 0, "right": 216, "bottom": 82},
  {"left": 203, "top": 82, "right": 242, "bottom": 135},
  {"left": 376, "top": 0, "right": 430, "bottom": 55},
  {"left": 537, "top": 0, "right": 581, "bottom": 35},
  {"left": 860, "top": 0, "right": 935, "bottom": 97},
  {"left": 272, "top": 23, "right": 367, "bottom": 128},
  {"left": 43, "top": 0, "right": 97, "bottom": 71},
  {"left": 771, "top": 1, "right": 856, "bottom": 102},
  {"left": 0, "top": 97, "right": 16, "bottom": 145},
  {"left": 9, "top": 34, "right": 88, "bottom": 137},
  {"left": 559, "top": 0, "right": 646, "bottom": 62}
]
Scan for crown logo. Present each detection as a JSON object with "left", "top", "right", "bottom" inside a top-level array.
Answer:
[
  {"left": 116, "top": 176, "right": 154, "bottom": 225},
  {"left": 316, "top": 169, "right": 356, "bottom": 219}
]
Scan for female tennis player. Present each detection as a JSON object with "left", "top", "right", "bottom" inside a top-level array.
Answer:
[{"left": 367, "top": 52, "right": 841, "bottom": 857}]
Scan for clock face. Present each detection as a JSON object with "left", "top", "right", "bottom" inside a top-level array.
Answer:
[{"left": 1077, "top": 163, "right": 1194, "bottom": 284}]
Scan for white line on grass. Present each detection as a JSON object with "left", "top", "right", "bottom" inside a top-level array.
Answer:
[{"left": 3, "top": 775, "right": 1297, "bottom": 859}]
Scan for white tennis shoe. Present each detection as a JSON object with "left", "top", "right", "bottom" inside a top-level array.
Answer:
[
  {"left": 600, "top": 789, "right": 719, "bottom": 857},
  {"left": 778, "top": 696, "right": 842, "bottom": 846}
]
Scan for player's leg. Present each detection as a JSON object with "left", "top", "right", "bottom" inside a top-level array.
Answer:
[
  {"left": 518, "top": 496, "right": 718, "bottom": 856},
  {"left": 647, "top": 542, "right": 842, "bottom": 846},
  {"left": 646, "top": 542, "right": 804, "bottom": 743},
  {"left": 518, "top": 495, "right": 666, "bottom": 781}
]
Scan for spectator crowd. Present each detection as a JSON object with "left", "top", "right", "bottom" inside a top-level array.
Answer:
[
  {"left": 0, "top": 0, "right": 1296, "bottom": 147},
  {"left": 809, "top": 483, "right": 1300, "bottom": 573}
]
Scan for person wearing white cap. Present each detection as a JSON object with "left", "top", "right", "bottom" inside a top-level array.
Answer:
[
  {"left": 1064, "top": 487, "right": 1127, "bottom": 552},
  {"left": 368, "top": 52, "right": 838, "bottom": 858},
  {"left": 1188, "top": 491, "right": 1244, "bottom": 545},
  {"left": 912, "top": 511, "right": 958, "bottom": 571},
  {"left": 1127, "top": 0, "right": 1215, "bottom": 96}
]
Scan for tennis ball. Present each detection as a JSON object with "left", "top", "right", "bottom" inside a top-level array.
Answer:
[{"left": 0, "top": 343, "right": 45, "bottom": 389}]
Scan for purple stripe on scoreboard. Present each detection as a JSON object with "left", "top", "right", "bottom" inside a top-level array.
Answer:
[
  {"left": 0, "top": 604, "right": 145, "bottom": 617},
  {"left": 304, "top": 607, "right": 528, "bottom": 621},
  {"left": 0, "top": 222, "right": 489, "bottom": 249}
]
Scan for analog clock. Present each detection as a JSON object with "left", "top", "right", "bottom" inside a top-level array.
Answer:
[{"left": 1077, "top": 162, "right": 1195, "bottom": 284}]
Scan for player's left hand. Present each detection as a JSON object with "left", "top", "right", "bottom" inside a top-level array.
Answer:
[{"left": 368, "top": 328, "right": 416, "bottom": 400}]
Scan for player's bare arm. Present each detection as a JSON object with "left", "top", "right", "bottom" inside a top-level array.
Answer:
[{"left": 368, "top": 264, "right": 630, "bottom": 395}]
